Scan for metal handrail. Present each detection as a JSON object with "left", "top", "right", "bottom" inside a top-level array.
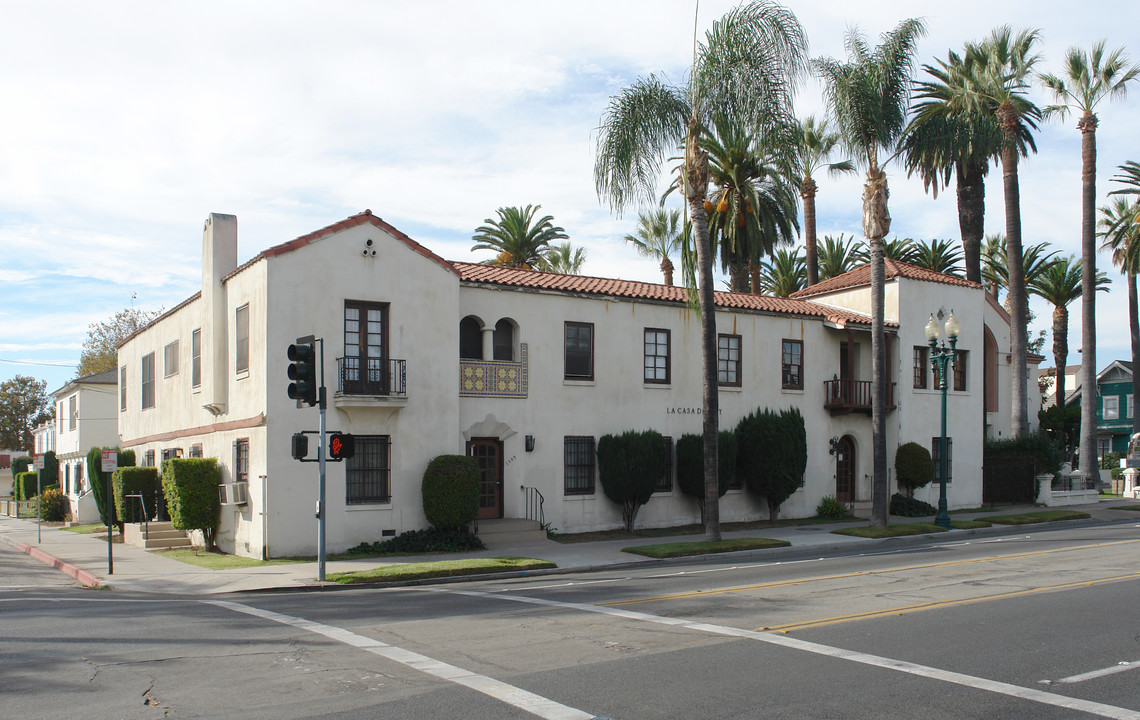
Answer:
[
  {"left": 124, "top": 493, "right": 149, "bottom": 540},
  {"left": 520, "top": 485, "right": 544, "bottom": 527},
  {"left": 336, "top": 356, "right": 407, "bottom": 397}
]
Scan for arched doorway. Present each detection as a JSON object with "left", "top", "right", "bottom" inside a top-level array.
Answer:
[{"left": 836, "top": 436, "right": 855, "bottom": 503}]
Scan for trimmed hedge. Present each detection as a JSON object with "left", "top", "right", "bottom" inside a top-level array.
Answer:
[
  {"left": 11, "top": 456, "right": 32, "bottom": 482},
  {"left": 895, "top": 442, "right": 934, "bottom": 497},
  {"left": 736, "top": 407, "right": 807, "bottom": 521},
  {"left": 597, "top": 430, "right": 666, "bottom": 531},
  {"left": 890, "top": 493, "right": 937, "bottom": 518},
  {"left": 984, "top": 430, "right": 1063, "bottom": 476},
  {"left": 161, "top": 458, "right": 220, "bottom": 550},
  {"left": 39, "top": 451, "right": 59, "bottom": 493},
  {"left": 87, "top": 447, "right": 136, "bottom": 527},
  {"left": 422, "top": 455, "right": 481, "bottom": 529},
  {"left": 16, "top": 471, "right": 39, "bottom": 501},
  {"left": 675, "top": 432, "right": 736, "bottom": 513},
  {"left": 113, "top": 466, "right": 162, "bottom": 524}
]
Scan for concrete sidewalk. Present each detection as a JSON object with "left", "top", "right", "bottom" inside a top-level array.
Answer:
[{"left": 3, "top": 499, "right": 1137, "bottom": 595}]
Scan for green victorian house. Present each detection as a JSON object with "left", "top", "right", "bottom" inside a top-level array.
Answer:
[{"left": 1066, "top": 360, "right": 1135, "bottom": 457}]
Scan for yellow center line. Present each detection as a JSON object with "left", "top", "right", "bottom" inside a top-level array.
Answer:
[
  {"left": 755, "top": 570, "right": 1140, "bottom": 633},
  {"left": 599, "top": 538, "right": 1140, "bottom": 607}
]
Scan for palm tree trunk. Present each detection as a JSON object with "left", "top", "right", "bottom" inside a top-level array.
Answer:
[
  {"left": 687, "top": 128, "right": 721, "bottom": 542},
  {"left": 660, "top": 257, "right": 675, "bottom": 287},
  {"left": 728, "top": 255, "right": 750, "bottom": 292},
  {"left": 803, "top": 178, "right": 819, "bottom": 286},
  {"left": 1078, "top": 115, "right": 1098, "bottom": 475},
  {"left": 956, "top": 162, "right": 985, "bottom": 285},
  {"left": 1001, "top": 130, "right": 1029, "bottom": 439},
  {"left": 862, "top": 161, "right": 890, "bottom": 527},
  {"left": 1130, "top": 271, "right": 1140, "bottom": 438},
  {"left": 1052, "top": 306, "right": 1068, "bottom": 406}
]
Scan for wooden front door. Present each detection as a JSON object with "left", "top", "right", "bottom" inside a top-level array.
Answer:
[
  {"left": 836, "top": 436, "right": 855, "bottom": 503},
  {"left": 467, "top": 438, "right": 503, "bottom": 520}
]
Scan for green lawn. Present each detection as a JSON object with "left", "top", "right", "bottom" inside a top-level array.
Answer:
[
  {"left": 552, "top": 515, "right": 855, "bottom": 544},
  {"left": 156, "top": 549, "right": 310, "bottom": 570},
  {"left": 985, "top": 510, "right": 1090, "bottom": 525},
  {"left": 833, "top": 522, "right": 949, "bottom": 538},
  {"left": 62, "top": 523, "right": 109, "bottom": 534},
  {"left": 623, "top": 537, "right": 790, "bottom": 558},
  {"left": 1111, "top": 505, "right": 1140, "bottom": 512},
  {"left": 328, "top": 557, "right": 556, "bottom": 584}
]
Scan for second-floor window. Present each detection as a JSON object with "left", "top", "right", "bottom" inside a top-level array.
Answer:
[
  {"left": 1104, "top": 395, "right": 1120, "bottom": 420},
  {"left": 141, "top": 353, "right": 155, "bottom": 409},
  {"left": 120, "top": 366, "right": 127, "bottom": 411},
  {"left": 191, "top": 329, "right": 201, "bottom": 388},
  {"left": 644, "top": 328, "right": 670, "bottom": 384},
  {"left": 565, "top": 322, "right": 594, "bottom": 380},
  {"left": 953, "top": 350, "right": 968, "bottom": 392},
  {"left": 913, "top": 346, "right": 929, "bottom": 389},
  {"left": 68, "top": 395, "right": 77, "bottom": 431},
  {"left": 344, "top": 300, "right": 389, "bottom": 393},
  {"left": 782, "top": 339, "right": 803, "bottom": 390},
  {"left": 718, "top": 334, "right": 741, "bottom": 387},
  {"left": 164, "top": 340, "right": 179, "bottom": 377},
  {"left": 235, "top": 304, "right": 249, "bottom": 375}
]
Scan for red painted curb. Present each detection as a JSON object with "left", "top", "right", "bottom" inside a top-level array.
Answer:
[{"left": 16, "top": 542, "right": 102, "bottom": 588}]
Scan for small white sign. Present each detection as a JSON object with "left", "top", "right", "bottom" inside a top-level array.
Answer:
[
  {"left": 101, "top": 448, "right": 118, "bottom": 473},
  {"left": 32, "top": 454, "right": 44, "bottom": 471}
]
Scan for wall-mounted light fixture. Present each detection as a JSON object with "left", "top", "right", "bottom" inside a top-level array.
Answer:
[
  {"left": 525, "top": 435, "right": 535, "bottom": 452},
  {"left": 829, "top": 436, "right": 840, "bottom": 456}
]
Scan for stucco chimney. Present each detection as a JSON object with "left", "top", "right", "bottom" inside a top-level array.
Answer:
[{"left": 201, "top": 213, "right": 237, "bottom": 415}]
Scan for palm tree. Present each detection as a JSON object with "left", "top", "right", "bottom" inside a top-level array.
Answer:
[
  {"left": 814, "top": 18, "right": 926, "bottom": 527},
  {"left": 1041, "top": 40, "right": 1140, "bottom": 476},
  {"left": 981, "top": 234, "right": 1058, "bottom": 307},
  {"left": 789, "top": 116, "right": 855, "bottom": 285},
  {"left": 540, "top": 243, "right": 588, "bottom": 275},
  {"left": 816, "top": 233, "right": 862, "bottom": 280},
  {"left": 701, "top": 119, "right": 800, "bottom": 292},
  {"left": 623, "top": 208, "right": 684, "bottom": 285},
  {"left": 595, "top": 1, "right": 807, "bottom": 541},
  {"left": 1099, "top": 196, "right": 1140, "bottom": 439},
  {"left": 471, "top": 205, "right": 568, "bottom": 269},
  {"left": 853, "top": 236, "right": 917, "bottom": 265},
  {"left": 957, "top": 26, "right": 1043, "bottom": 438},
  {"left": 910, "top": 238, "right": 964, "bottom": 276},
  {"left": 903, "top": 49, "right": 1009, "bottom": 284},
  {"left": 1029, "top": 255, "right": 1110, "bottom": 407},
  {"left": 757, "top": 246, "right": 806, "bottom": 296}
]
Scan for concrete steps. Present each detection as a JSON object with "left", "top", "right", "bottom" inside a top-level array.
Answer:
[
  {"left": 475, "top": 518, "right": 547, "bottom": 548},
  {"left": 123, "top": 521, "right": 192, "bottom": 551}
]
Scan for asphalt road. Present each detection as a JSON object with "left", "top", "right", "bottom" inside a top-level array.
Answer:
[{"left": 3, "top": 520, "right": 1140, "bottom": 719}]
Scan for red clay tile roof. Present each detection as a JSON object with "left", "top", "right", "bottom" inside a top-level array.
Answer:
[
  {"left": 452, "top": 262, "right": 886, "bottom": 328},
  {"left": 790, "top": 259, "right": 981, "bottom": 299}
]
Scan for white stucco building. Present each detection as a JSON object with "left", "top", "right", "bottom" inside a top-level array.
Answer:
[
  {"left": 116, "top": 211, "right": 1038, "bottom": 558},
  {"left": 49, "top": 369, "right": 120, "bottom": 521}
]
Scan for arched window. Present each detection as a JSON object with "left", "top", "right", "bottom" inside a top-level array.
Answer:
[
  {"left": 493, "top": 319, "right": 516, "bottom": 361},
  {"left": 460, "top": 316, "right": 483, "bottom": 360},
  {"left": 983, "top": 326, "right": 998, "bottom": 413}
]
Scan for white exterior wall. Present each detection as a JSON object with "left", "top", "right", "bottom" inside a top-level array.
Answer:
[
  {"left": 51, "top": 379, "right": 118, "bottom": 498},
  {"left": 261, "top": 221, "right": 462, "bottom": 557},
  {"left": 455, "top": 286, "right": 879, "bottom": 532}
]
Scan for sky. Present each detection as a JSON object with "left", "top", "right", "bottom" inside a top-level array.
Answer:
[{"left": 2, "top": 0, "right": 1139, "bottom": 395}]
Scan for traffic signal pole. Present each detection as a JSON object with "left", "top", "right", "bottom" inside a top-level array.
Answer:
[{"left": 316, "top": 339, "right": 327, "bottom": 582}]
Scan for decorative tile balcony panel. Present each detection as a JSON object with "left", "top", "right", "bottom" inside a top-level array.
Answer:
[{"left": 460, "top": 344, "right": 528, "bottom": 398}]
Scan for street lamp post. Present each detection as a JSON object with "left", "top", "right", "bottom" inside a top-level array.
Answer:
[{"left": 925, "top": 310, "right": 960, "bottom": 530}]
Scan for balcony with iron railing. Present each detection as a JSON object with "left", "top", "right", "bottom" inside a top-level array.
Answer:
[
  {"left": 823, "top": 378, "right": 896, "bottom": 415},
  {"left": 334, "top": 357, "right": 407, "bottom": 413}
]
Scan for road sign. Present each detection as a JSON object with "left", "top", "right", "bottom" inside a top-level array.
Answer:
[
  {"left": 32, "top": 454, "right": 44, "bottom": 471},
  {"left": 101, "top": 448, "right": 118, "bottom": 473}
]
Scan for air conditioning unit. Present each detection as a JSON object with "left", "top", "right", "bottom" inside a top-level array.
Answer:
[
  {"left": 231, "top": 481, "right": 249, "bottom": 505},
  {"left": 218, "top": 483, "right": 249, "bottom": 506}
]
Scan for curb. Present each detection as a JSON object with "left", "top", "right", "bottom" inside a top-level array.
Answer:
[{"left": 1, "top": 534, "right": 103, "bottom": 588}]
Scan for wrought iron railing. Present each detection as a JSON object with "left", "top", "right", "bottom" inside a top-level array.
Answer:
[
  {"left": 520, "top": 485, "right": 545, "bottom": 527},
  {"left": 823, "top": 379, "right": 896, "bottom": 412},
  {"left": 337, "top": 357, "right": 406, "bottom": 397}
]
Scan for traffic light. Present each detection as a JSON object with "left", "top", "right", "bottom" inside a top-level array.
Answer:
[
  {"left": 329, "top": 432, "right": 355, "bottom": 460},
  {"left": 287, "top": 342, "right": 317, "bottom": 406},
  {"left": 291, "top": 432, "right": 309, "bottom": 461}
]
